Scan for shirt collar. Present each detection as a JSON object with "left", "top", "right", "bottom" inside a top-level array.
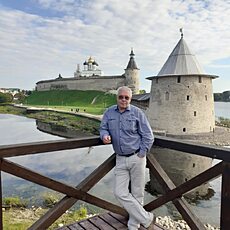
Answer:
[{"left": 115, "top": 104, "right": 131, "bottom": 112}]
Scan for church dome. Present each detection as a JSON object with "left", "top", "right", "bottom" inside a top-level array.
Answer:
[
  {"left": 88, "top": 56, "right": 94, "bottom": 63},
  {"left": 93, "top": 61, "right": 98, "bottom": 66}
]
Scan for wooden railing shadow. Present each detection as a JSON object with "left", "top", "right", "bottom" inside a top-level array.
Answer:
[{"left": 0, "top": 136, "right": 229, "bottom": 230}]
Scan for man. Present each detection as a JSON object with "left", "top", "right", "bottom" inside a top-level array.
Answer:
[{"left": 100, "top": 86, "right": 155, "bottom": 230}]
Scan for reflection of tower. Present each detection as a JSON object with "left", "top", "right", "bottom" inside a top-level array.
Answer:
[
  {"left": 146, "top": 29, "right": 219, "bottom": 198},
  {"left": 124, "top": 49, "right": 140, "bottom": 94}
]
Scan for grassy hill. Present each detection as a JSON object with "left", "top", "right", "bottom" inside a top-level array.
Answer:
[{"left": 24, "top": 90, "right": 117, "bottom": 115}]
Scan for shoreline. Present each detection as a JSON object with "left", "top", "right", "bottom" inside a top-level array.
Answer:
[{"left": 2, "top": 206, "right": 220, "bottom": 230}]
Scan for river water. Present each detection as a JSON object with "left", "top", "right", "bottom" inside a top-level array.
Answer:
[
  {"left": 215, "top": 101, "right": 230, "bottom": 119},
  {"left": 0, "top": 102, "right": 229, "bottom": 227}
]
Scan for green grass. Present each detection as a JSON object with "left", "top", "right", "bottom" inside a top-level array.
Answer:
[
  {"left": 0, "top": 104, "right": 27, "bottom": 115},
  {"left": 2, "top": 195, "right": 90, "bottom": 230},
  {"left": 3, "top": 206, "right": 89, "bottom": 230},
  {"left": 27, "top": 111, "right": 100, "bottom": 135},
  {"left": 24, "top": 90, "right": 116, "bottom": 115},
  {"left": 216, "top": 117, "right": 230, "bottom": 128}
]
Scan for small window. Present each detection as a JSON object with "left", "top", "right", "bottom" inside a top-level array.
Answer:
[
  {"left": 199, "top": 76, "right": 202, "bottom": 83},
  {"left": 187, "top": 95, "right": 190, "bottom": 100},
  {"left": 165, "top": 92, "right": 169, "bottom": 101},
  {"left": 194, "top": 111, "right": 197, "bottom": 116},
  {"left": 205, "top": 95, "right": 208, "bottom": 101},
  {"left": 177, "top": 76, "right": 181, "bottom": 83},
  {"left": 156, "top": 78, "right": 158, "bottom": 83},
  {"left": 183, "top": 128, "right": 186, "bottom": 132},
  {"left": 193, "top": 163, "right": 195, "bottom": 168}
]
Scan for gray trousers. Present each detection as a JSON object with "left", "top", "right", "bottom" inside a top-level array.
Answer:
[{"left": 114, "top": 154, "right": 153, "bottom": 230}]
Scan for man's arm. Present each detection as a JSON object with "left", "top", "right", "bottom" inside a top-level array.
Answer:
[
  {"left": 137, "top": 110, "right": 154, "bottom": 157},
  {"left": 99, "top": 111, "right": 111, "bottom": 144}
]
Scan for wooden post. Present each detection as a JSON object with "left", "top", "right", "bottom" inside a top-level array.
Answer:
[
  {"left": 220, "top": 162, "right": 230, "bottom": 229},
  {"left": 0, "top": 162, "right": 2, "bottom": 230}
]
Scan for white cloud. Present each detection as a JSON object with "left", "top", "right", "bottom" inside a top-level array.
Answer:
[{"left": 0, "top": 0, "right": 229, "bottom": 92}]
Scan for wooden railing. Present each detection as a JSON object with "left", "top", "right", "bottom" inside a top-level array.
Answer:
[{"left": 0, "top": 136, "right": 229, "bottom": 230}]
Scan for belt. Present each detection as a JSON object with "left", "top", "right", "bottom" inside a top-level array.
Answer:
[{"left": 117, "top": 149, "right": 140, "bottom": 157}]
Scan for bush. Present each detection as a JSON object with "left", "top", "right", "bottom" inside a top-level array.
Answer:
[
  {"left": 0, "top": 92, "right": 13, "bottom": 103},
  {"left": 42, "top": 192, "right": 60, "bottom": 208},
  {"left": 3, "top": 197, "right": 27, "bottom": 208}
]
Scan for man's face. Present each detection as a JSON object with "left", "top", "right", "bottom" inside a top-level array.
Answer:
[{"left": 117, "top": 90, "right": 131, "bottom": 111}]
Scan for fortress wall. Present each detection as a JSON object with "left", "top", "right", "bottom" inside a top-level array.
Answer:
[
  {"left": 36, "top": 77, "right": 126, "bottom": 92},
  {"left": 146, "top": 76, "right": 215, "bottom": 134}
]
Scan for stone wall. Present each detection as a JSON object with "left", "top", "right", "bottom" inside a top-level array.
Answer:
[
  {"left": 36, "top": 76, "right": 127, "bottom": 92},
  {"left": 146, "top": 75, "right": 215, "bottom": 134}
]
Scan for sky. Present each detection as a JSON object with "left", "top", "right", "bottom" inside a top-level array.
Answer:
[{"left": 0, "top": 0, "right": 229, "bottom": 93}]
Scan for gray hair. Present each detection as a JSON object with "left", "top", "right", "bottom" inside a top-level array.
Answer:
[{"left": 117, "top": 86, "right": 132, "bottom": 97}]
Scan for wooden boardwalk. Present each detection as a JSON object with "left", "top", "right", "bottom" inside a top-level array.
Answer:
[{"left": 57, "top": 212, "right": 164, "bottom": 230}]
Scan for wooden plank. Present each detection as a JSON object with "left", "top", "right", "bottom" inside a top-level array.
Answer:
[
  {"left": 154, "top": 136, "right": 230, "bottom": 162},
  {"left": 1, "top": 159, "right": 127, "bottom": 218},
  {"left": 0, "top": 136, "right": 102, "bottom": 158},
  {"left": 109, "top": 212, "right": 145, "bottom": 230},
  {"left": 88, "top": 215, "right": 115, "bottom": 230},
  {"left": 29, "top": 154, "right": 117, "bottom": 229},
  {"left": 99, "top": 212, "right": 127, "bottom": 229},
  {"left": 109, "top": 212, "right": 128, "bottom": 225},
  {"left": 67, "top": 223, "right": 85, "bottom": 230},
  {"left": 146, "top": 154, "right": 206, "bottom": 230},
  {"left": 145, "top": 161, "right": 222, "bottom": 211},
  {"left": 1, "top": 135, "right": 230, "bottom": 161},
  {"left": 220, "top": 162, "right": 230, "bottom": 229},
  {"left": 57, "top": 212, "right": 166, "bottom": 230},
  {"left": 79, "top": 219, "right": 99, "bottom": 230},
  {"left": 56, "top": 226, "right": 70, "bottom": 230}
]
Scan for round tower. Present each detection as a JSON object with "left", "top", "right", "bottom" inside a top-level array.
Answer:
[
  {"left": 146, "top": 32, "right": 218, "bottom": 135},
  {"left": 124, "top": 49, "right": 140, "bottom": 94},
  {"left": 146, "top": 30, "right": 219, "bottom": 198}
]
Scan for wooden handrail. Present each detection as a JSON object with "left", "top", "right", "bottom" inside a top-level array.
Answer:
[{"left": 0, "top": 136, "right": 229, "bottom": 229}]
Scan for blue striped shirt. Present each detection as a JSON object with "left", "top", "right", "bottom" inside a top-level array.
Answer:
[{"left": 99, "top": 104, "right": 154, "bottom": 157}]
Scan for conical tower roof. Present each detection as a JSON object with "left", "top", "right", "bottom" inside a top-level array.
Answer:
[
  {"left": 147, "top": 31, "right": 218, "bottom": 79},
  {"left": 125, "top": 49, "right": 139, "bottom": 70}
]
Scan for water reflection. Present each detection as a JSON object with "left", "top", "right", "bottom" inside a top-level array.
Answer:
[{"left": 36, "top": 120, "right": 93, "bottom": 138}]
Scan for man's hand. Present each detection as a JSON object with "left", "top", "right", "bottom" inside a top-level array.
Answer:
[{"left": 103, "top": 135, "right": 111, "bottom": 144}]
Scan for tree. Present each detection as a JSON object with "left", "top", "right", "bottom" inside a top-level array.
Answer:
[
  {"left": 0, "top": 92, "right": 13, "bottom": 103},
  {"left": 214, "top": 93, "right": 222, "bottom": 101},
  {"left": 223, "top": 91, "right": 230, "bottom": 102},
  {"left": 14, "top": 92, "right": 26, "bottom": 103},
  {"left": 139, "top": 89, "right": 146, "bottom": 94}
]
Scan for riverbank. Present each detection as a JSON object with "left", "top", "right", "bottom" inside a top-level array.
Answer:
[
  {"left": 0, "top": 104, "right": 101, "bottom": 136},
  {"left": 3, "top": 207, "right": 220, "bottom": 230}
]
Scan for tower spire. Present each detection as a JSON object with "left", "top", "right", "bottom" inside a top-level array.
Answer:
[
  {"left": 125, "top": 48, "right": 138, "bottom": 70},
  {"left": 180, "top": 28, "right": 183, "bottom": 38}
]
